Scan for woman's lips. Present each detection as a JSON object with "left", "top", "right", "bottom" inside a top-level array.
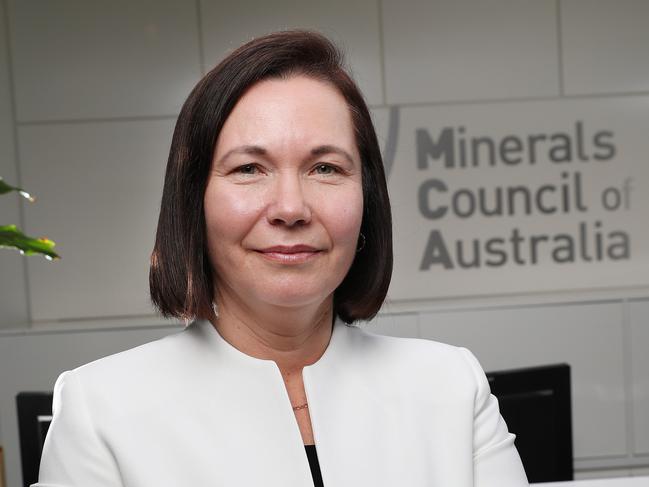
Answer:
[{"left": 255, "top": 245, "right": 321, "bottom": 264}]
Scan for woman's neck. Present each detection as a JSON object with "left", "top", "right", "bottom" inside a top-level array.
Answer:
[{"left": 209, "top": 293, "right": 335, "bottom": 374}]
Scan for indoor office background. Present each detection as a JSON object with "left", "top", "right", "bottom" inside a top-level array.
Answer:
[{"left": 0, "top": 0, "right": 648, "bottom": 486}]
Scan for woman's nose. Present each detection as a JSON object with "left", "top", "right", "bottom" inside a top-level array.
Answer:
[{"left": 266, "top": 174, "right": 312, "bottom": 226}]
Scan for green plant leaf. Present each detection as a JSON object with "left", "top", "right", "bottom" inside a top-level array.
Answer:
[
  {"left": 0, "top": 224, "right": 59, "bottom": 260},
  {"left": 0, "top": 177, "right": 34, "bottom": 201}
]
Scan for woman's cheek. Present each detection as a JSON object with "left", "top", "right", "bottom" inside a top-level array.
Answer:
[
  {"left": 206, "top": 185, "right": 267, "bottom": 233},
  {"left": 320, "top": 187, "right": 363, "bottom": 241}
]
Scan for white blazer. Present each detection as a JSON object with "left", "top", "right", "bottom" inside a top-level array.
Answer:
[{"left": 34, "top": 318, "right": 529, "bottom": 487}]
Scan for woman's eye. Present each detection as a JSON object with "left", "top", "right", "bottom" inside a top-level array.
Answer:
[
  {"left": 313, "top": 164, "right": 338, "bottom": 175},
  {"left": 236, "top": 164, "right": 259, "bottom": 175}
]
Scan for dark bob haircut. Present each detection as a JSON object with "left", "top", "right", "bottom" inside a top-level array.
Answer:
[{"left": 149, "top": 29, "right": 392, "bottom": 324}]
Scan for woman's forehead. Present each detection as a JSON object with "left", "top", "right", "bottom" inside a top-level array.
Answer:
[
  {"left": 227, "top": 76, "right": 351, "bottom": 127},
  {"left": 215, "top": 76, "right": 358, "bottom": 159}
]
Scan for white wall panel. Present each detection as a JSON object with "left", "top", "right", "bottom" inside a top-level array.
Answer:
[
  {"left": 631, "top": 467, "right": 649, "bottom": 477},
  {"left": 0, "top": 325, "right": 176, "bottom": 487},
  {"left": 369, "top": 106, "right": 401, "bottom": 180},
  {"left": 18, "top": 119, "right": 173, "bottom": 321},
  {"left": 0, "top": 0, "right": 28, "bottom": 329},
  {"left": 370, "top": 107, "right": 390, "bottom": 151},
  {"left": 629, "top": 299, "right": 649, "bottom": 455},
  {"left": 199, "top": 0, "right": 383, "bottom": 106},
  {"left": 7, "top": 0, "right": 201, "bottom": 121},
  {"left": 574, "top": 469, "right": 632, "bottom": 480},
  {"left": 419, "top": 302, "right": 627, "bottom": 459},
  {"left": 382, "top": 0, "right": 559, "bottom": 104},
  {"left": 561, "top": 0, "right": 649, "bottom": 96}
]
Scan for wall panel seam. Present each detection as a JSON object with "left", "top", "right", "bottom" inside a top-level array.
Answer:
[
  {"left": 367, "top": 90, "right": 649, "bottom": 111},
  {"left": 556, "top": 0, "right": 565, "bottom": 96},
  {"left": 622, "top": 299, "right": 635, "bottom": 456},
  {"left": 195, "top": 0, "right": 206, "bottom": 76},
  {"left": 376, "top": 0, "right": 387, "bottom": 105},
  {"left": 1, "top": 0, "right": 32, "bottom": 324},
  {"left": 17, "top": 114, "right": 179, "bottom": 127}
]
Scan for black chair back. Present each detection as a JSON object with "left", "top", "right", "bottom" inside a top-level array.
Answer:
[
  {"left": 16, "top": 392, "right": 53, "bottom": 487},
  {"left": 487, "top": 363, "right": 573, "bottom": 483}
]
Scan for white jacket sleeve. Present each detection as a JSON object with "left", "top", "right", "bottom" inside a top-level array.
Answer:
[
  {"left": 32, "top": 370, "right": 123, "bottom": 487},
  {"left": 459, "top": 348, "right": 529, "bottom": 487}
]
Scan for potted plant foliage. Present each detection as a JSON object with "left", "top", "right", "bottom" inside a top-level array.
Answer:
[{"left": 0, "top": 177, "right": 58, "bottom": 259}]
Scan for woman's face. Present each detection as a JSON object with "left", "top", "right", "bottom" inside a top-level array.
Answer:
[{"left": 204, "top": 75, "right": 363, "bottom": 311}]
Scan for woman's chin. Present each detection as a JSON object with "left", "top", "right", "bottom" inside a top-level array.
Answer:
[
  {"left": 257, "top": 293, "right": 329, "bottom": 311},
  {"left": 246, "top": 283, "right": 333, "bottom": 311}
]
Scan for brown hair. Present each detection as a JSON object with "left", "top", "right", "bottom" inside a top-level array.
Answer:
[{"left": 149, "top": 30, "right": 392, "bottom": 324}]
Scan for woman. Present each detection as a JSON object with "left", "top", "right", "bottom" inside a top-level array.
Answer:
[{"left": 34, "top": 30, "right": 528, "bottom": 487}]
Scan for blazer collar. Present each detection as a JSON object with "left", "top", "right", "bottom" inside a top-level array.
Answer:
[{"left": 187, "top": 315, "right": 356, "bottom": 373}]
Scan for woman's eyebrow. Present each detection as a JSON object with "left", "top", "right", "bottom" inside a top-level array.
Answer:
[
  {"left": 310, "top": 145, "right": 354, "bottom": 164},
  {"left": 216, "top": 145, "right": 267, "bottom": 165},
  {"left": 216, "top": 144, "right": 354, "bottom": 165}
]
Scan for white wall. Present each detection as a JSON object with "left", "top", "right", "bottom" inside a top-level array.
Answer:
[{"left": 1, "top": 0, "right": 648, "bottom": 485}]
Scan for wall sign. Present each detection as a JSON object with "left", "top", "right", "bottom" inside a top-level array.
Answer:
[{"left": 378, "top": 97, "right": 649, "bottom": 300}]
